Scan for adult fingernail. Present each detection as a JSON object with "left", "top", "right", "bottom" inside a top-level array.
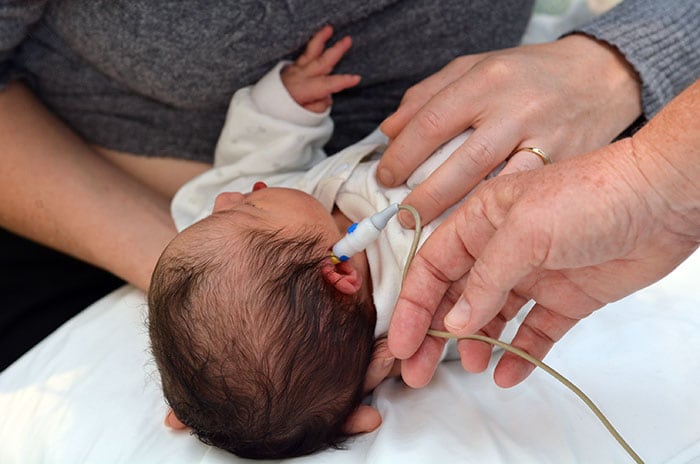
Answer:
[
  {"left": 397, "top": 210, "right": 415, "bottom": 229},
  {"left": 445, "top": 297, "right": 471, "bottom": 331},
  {"left": 377, "top": 167, "right": 394, "bottom": 186}
]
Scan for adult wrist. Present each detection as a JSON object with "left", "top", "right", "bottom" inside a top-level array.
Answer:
[
  {"left": 630, "top": 82, "right": 700, "bottom": 240},
  {"left": 560, "top": 33, "right": 642, "bottom": 125}
]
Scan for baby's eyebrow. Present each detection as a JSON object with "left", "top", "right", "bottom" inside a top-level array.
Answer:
[
  {"left": 214, "top": 205, "right": 261, "bottom": 222},
  {"left": 242, "top": 200, "right": 262, "bottom": 210}
]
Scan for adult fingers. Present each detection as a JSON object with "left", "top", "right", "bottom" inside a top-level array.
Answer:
[
  {"left": 457, "top": 291, "right": 529, "bottom": 373},
  {"left": 399, "top": 333, "right": 447, "bottom": 388},
  {"left": 396, "top": 274, "right": 468, "bottom": 387},
  {"left": 443, "top": 196, "right": 545, "bottom": 336},
  {"left": 401, "top": 290, "right": 527, "bottom": 387},
  {"left": 377, "top": 71, "right": 488, "bottom": 188},
  {"left": 498, "top": 144, "right": 552, "bottom": 176},
  {"left": 398, "top": 123, "right": 519, "bottom": 225},
  {"left": 388, "top": 252, "right": 453, "bottom": 360},
  {"left": 492, "top": 302, "right": 579, "bottom": 387},
  {"left": 380, "top": 54, "right": 484, "bottom": 139},
  {"left": 388, "top": 209, "right": 476, "bottom": 360}
]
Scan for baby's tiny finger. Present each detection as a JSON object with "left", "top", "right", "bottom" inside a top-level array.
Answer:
[
  {"left": 297, "top": 25, "right": 333, "bottom": 66},
  {"left": 308, "top": 36, "right": 353, "bottom": 75},
  {"left": 324, "top": 73, "right": 361, "bottom": 93},
  {"left": 293, "top": 74, "right": 360, "bottom": 109}
]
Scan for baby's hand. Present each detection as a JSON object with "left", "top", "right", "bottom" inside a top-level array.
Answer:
[{"left": 282, "top": 25, "right": 360, "bottom": 113}]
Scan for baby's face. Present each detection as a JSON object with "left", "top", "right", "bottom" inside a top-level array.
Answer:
[{"left": 211, "top": 185, "right": 341, "bottom": 244}]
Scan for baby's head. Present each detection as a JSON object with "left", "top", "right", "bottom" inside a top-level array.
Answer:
[{"left": 148, "top": 187, "right": 376, "bottom": 459}]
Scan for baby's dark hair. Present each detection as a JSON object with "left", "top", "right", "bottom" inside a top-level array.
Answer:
[{"left": 149, "top": 224, "right": 376, "bottom": 459}]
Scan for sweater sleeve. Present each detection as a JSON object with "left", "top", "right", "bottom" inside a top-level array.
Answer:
[
  {"left": 575, "top": 0, "right": 700, "bottom": 118},
  {"left": 0, "top": 0, "right": 48, "bottom": 87}
]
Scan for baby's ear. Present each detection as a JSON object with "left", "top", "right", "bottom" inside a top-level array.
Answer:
[
  {"left": 321, "top": 259, "right": 363, "bottom": 295},
  {"left": 164, "top": 408, "right": 189, "bottom": 430}
]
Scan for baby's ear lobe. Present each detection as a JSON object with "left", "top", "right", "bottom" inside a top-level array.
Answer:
[
  {"left": 164, "top": 408, "right": 188, "bottom": 430},
  {"left": 321, "top": 259, "right": 363, "bottom": 295}
]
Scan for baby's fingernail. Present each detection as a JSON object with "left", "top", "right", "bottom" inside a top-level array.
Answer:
[
  {"left": 381, "top": 357, "right": 395, "bottom": 369},
  {"left": 445, "top": 297, "right": 471, "bottom": 331},
  {"left": 377, "top": 167, "right": 394, "bottom": 186}
]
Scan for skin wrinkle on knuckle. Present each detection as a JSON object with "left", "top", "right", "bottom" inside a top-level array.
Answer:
[
  {"left": 415, "top": 107, "right": 447, "bottom": 140},
  {"left": 383, "top": 144, "right": 416, "bottom": 181},
  {"left": 414, "top": 252, "right": 455, "bottom": 287},
  {"left": 396, "top": 293, "right": 436, "bottom": 335},
  {"left": 444, "top": 280, "right": 466, "bottom": 307},
  {"left": 528, "top": 222, "right": 552, "bottom": 268},
  {"left": 463, "top": 137, "right": 500, "bottom": 175},
  {"left": 417, "top": 182, "right": 451, "bottom": 214},
  {"left": 562, "top": 277, "right": 606, "bottom": 315},
  {"left": 465, "top": 193, "right": 496, "bottom": 235},
  {"left": 521, "top": 317, "right": 559, "bottom": 348},
  {"left": 468, "top": 258, "right": 503, "bottom": 301},
  {"left": 530, "top": 306, "right": 578, "bottom": 343}
]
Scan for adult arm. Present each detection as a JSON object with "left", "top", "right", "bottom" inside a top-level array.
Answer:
[
  {"left": 388, "top": 79, "right": 700, "bottom": 388},
  {"left": 578, "top": 0, "right": 700, "bottom": 118},
  {"left": 0, "top": 82, "right": 176, "bottom": 291},
  {"left": 377, "top": 0, "right": 700, "bottom": 226}
]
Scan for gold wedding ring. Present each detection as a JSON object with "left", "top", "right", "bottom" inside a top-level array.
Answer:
[{"left": 513, "top": 147, "right": 552, "bottom": 165}]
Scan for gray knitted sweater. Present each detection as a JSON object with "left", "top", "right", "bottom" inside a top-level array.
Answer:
[
  {"left": 0, "top": 0, "right": 532, "bottom": 161},
  {"left": 577, "top": 0, "right": 700, "bottom": 118},
  {"left": 1, "top": 1, "right": 697, "bottom": 162}
]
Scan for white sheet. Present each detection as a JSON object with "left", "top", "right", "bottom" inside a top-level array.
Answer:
[
  {"left": 6, "top": 2, "right": 699, "bottom": 462},
  {"left": 2, "top": 248, "right": 699, "bottom": 463}
]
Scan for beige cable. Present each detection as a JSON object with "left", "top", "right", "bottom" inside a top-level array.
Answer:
[{"left": 398, "top": 204, "right": 644, "bottom": 464}]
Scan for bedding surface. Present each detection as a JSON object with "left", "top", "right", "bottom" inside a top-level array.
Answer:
[
  {"left": 2, "top": 249, "right": 699, "bottom": 463},
  {"left": 5, "top": 2, "right": 699, "bottom": 463}
]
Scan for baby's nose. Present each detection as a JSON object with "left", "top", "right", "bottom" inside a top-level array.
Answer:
[{"left": 212, "top": 191, "right": 246, "bottom": 212}]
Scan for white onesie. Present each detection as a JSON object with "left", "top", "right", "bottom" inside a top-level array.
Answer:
[{"left": 172, "top": 61, "right": 472, "bottom": 337}]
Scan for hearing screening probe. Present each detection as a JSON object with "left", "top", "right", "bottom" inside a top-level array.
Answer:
[{"left": 330, "top": 203, "right": 400, "bottom": 264}]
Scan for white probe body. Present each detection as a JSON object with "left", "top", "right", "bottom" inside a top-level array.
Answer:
[{"left": 331, "top": 203, "right": 399, "bottom": 262}]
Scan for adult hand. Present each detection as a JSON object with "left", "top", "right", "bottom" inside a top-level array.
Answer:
[
  {"left": 388, "top": 80, "right": 700, "bottom": 389},
  {"left": 377, "top": 34, "right": 642, "bottom": 225}
]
